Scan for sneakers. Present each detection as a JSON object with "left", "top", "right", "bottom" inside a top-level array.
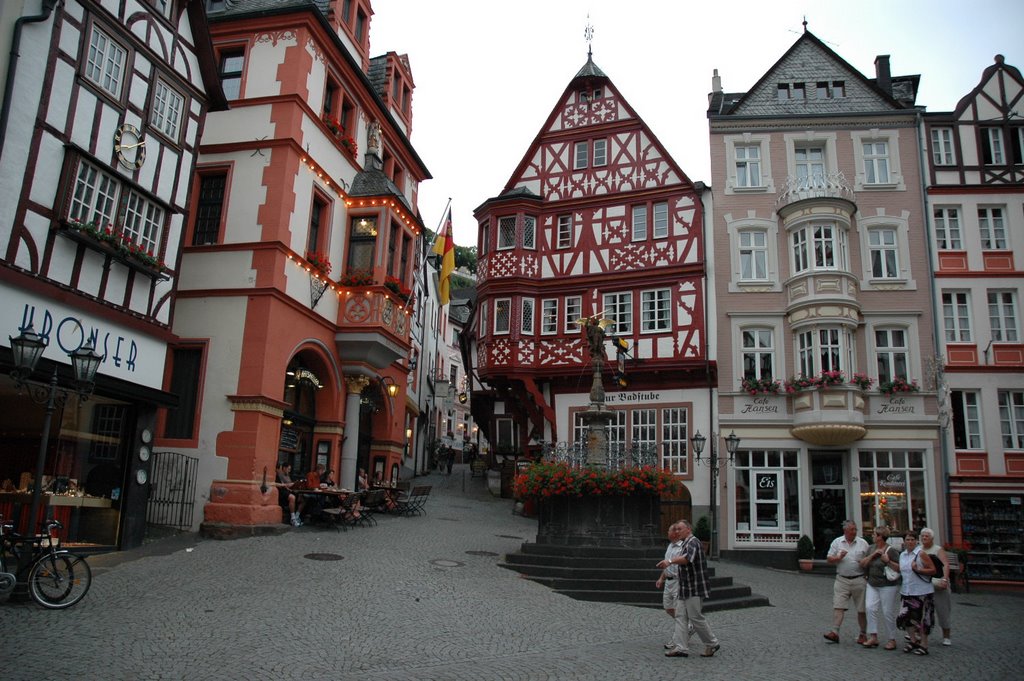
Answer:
[
  {"left": 942, "top": 638, "right": 952, "bottom": 646},
  {"left": 823, "top": 631, "right": 839, "bottom": 644},
  {"left": 290, "top": 513, "right": 303, "bottom": 527},
  {"left": 700, "top": 643, "right": 721, "bottom": 657},
  {"left": 665, "top": 649, "right": 688, "bottom": 657},
  {"left": 663, "top": 643, "right": 675, "bottom": 650}
]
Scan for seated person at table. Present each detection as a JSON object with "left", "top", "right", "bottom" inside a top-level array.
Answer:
[
  {"left": 306, "top": 463, "right": 326, "bottom": 488},
  {"left": 357, "top": 468, "right": 369, "bottom": 492},
  {"left": 275, "top": 462, "right": 305, "bottom": 527},
  {"left": 321, "top": 468, "right": 336, "bottom": 487}
]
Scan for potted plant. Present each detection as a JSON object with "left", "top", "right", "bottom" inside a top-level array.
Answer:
[
  {"left": 694, "top": 515, "right": 711, "bottom": 554},
  {"left": 797, "top": 534, "right": 815, "bottom": 571}
]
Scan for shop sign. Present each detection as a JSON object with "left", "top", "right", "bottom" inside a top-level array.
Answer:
[
  {"left": 756, "top": 473, "right": 776, "bottom": 489},
  {"left": 741, "top": 396, "right": 780, "bottom": 414},
  {"left": 608, "top": 391, "right": 660, "bottom": 403},
  {"left": 2, "top": 294, "right": 165, "bottom": 389},
  {"left": 875, "top": 396, "right": 917, "bottom": 415}
]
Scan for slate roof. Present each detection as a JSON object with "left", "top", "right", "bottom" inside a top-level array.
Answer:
[
  {"left": 349, "top": 158, "right": 415, "bottom": 214},
  {"left": 207, "top": 0, "right": 330, "bottom": 18},
  {"left": 367, "top": 56, "right": 388, "bottom": 101}
]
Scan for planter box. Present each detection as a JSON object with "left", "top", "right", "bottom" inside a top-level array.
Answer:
[{"left": 536, "top": 494, "right": 662, "bottom": 548}]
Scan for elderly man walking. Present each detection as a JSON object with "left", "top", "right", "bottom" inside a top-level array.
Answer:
[
  {"left": 657, "top": 519, "right": 721, "bottom": 658},
  {"left": 823, "top": 519, "right": 870, "bottom": 644},
  {"left": 656, "top": 522, "right": 687, "bottom": 656}
]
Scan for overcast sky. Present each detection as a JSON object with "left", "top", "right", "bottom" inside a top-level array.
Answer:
[{"left": 369, "top": 0, "right": 1024, "bottom": 247}]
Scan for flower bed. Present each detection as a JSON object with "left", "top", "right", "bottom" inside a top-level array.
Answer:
[{"left": 513, "top": 461, "right": 680, "bottom": 500}]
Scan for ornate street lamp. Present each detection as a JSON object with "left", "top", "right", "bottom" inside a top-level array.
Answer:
[
  {"left": 690, "top": 429, "right": 741, "bottom": 559},
  {"left": 8, "top": 325, "right": 102, "bottom": 540}
]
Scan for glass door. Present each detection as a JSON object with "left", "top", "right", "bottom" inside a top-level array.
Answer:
[{"left": 810, "top": 452, "right": 847, "bottom": 559}]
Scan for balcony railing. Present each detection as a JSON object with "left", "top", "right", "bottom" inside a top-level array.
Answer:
[{"left": 776, "top": 172, "right": 855, "bottom": 212}]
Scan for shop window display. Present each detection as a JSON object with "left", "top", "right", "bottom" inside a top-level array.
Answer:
[{"left": 858, "top": 450, "right": 926, "bottom": 537}]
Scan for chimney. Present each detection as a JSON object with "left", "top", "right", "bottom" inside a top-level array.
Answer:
[
  {"left": 709, "top": 68, "right": 722, "bottom": 106},
  {"left": 874, "top": 55, "right": 892, "bottom": 95}
]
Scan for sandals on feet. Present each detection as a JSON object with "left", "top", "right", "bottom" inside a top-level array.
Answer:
[
  {"left": 903, "top": 643, "right": 917, "bottom": 653},
  {"left": 913, "top": 646, "right": 929, "bottom": 655}
]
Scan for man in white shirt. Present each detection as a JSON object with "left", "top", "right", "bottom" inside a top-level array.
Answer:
[
  {"left": 656, "top": 522, "right": 691, "bottom": 656},
  {"left": 823, "top": 519, "right": 870, "bottom": 644}
]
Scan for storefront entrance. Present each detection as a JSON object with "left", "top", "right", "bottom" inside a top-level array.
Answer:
[{"left": 810, "top": 452, "right": 847, "bottom": 559}]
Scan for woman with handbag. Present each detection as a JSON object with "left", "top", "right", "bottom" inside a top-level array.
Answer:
[
  {"left": 897, "top": 531, "right": 936, "bottom": 655},
  {"left": 920, "top": 528, "right": 952, "bottom": 646},
  {"left": 859, "top": 525, "right": 902, "bottom": 650}
]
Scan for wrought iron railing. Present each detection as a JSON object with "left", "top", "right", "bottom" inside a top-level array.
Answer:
[
  {"left": 776, "top": 171, "right": 855, "bottom": 210},
  {"left": 539, "top": 441, "right": 660, "bottom": 470}
]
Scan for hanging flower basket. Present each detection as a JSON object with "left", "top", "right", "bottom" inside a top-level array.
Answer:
[{"left": 878, "top": 376, "right": 920, "bottom": 396}]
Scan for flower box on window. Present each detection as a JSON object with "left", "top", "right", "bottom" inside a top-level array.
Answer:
[
  {"left": 785, "top": 370, "right": 847, "bottom": 393},
  {"left": 337, "top": 270, "right": 374, "bottom": 287},
  {"left": 321, "top": 114, "right": 358, "bottom": 157},
  {"left": 877, "top": 376, "right": 920, "bottom": 396},
  {"left": 849, "top": 373, "right": 874, "bottom": 390},
  {"left": 383, "top": 275, "right": 412, "bottom": 302},
  {"left": 60, "top": 218, "right": 167, "bottom": 278},
  {"left": 305, "top": 250, "right": 332, "bottom": 276},
  {"left": 740, "top": 376, "right": 783, "bottom": 396}
]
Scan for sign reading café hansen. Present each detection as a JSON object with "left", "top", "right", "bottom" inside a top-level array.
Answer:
[{"left": 1, "top": 291, "right": 165, "bottom": 389}]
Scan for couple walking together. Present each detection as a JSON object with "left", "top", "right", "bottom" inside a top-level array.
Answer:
[{"left": 656, "top": 520, "right": 721, "bottom": 659}]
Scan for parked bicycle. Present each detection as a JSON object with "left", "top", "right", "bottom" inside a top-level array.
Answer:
[{"left": 0, "top": 515, "right": 92, "bottom": 609}]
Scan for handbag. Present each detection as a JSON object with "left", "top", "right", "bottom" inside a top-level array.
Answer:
[{"left": 884, "top": 565, "right": 900, "bottom": 582}]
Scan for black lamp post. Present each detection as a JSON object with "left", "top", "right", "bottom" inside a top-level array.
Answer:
[
  {"left": 690, "top": 430, "right": 741, "bottom": 559},
  {"left": 8, "top": 324, "right": 102, "bottom": 539}
]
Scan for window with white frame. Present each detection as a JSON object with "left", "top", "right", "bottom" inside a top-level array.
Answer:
[
  {"left": 631, "top": 204, "right": 647, "bottom": 241},
  {"left": 739, "top": 230, "right": 768, "bottom": 280},
  {"left": 868, "top": 228, "right": 900, "bottom": 278},
  {"left": 523, "top": 216, "right": 536, "bottom": 250},
  {"left": 497, "top": 216, "right": 516, "bottom": 249},
  {"left": 933, "top": 207, "right": 962, "bottom": 249},
  {"left": 652, "top": 202, "right": 668, "bottom": 239},
  {"left": 479, "top": 303, "right": 488, "bottom": 336},
  {"left": 152, "top": 79, "right": 185, "bottom": 140},
  {"left": 978, "top": 207, "right": 1007, "bottom": 249},
  {"left": 874, "top": 328, "right": 908, "bottom": 384},
  {"left": 796, "top": 327, "right": 846, "bottom": 376},
  {"left": 931, "top": 127, "right": 956, "bottom": 165},
  {"left": 122, "top": 190, "right": 164, "bottom": 255},
  {"left": 988, "top": 290, "right": 1019, "bottom": 342},
  {"left": 494, "top": 298, "right": 511, "bottom": 334},
  {"left": 632, "top": 408, "right": 657, "bottom": 453},
  {"left": 521, "top": 298, "right": 534, "bottom": 335},
  {"left": 998, "top": 391, "right": 1024, "bottom": 449},
  {"left": 862, "top": 141, "right": 891, "bottom": 184},
  {"left": 982, "top": 128, "right": 1005, "bottom": 165},
  {"left": 951, "top": 390, "right": 982, "bottom": 449},
  {"left": 742, "top": 328, "right": 775, "bottom": 381},
  {"left": 68, "top": 159, "right": 164, "bottom": 257},
  {"left": 495, "top": 417, "right": 518, "bottom": 453},
  {"left": 593, "top": 138, "right": 607, "bottom": 167},
  {"left": 661, "top": 407, "right": 688, "bottom": 475},
  {"left": 574, "top": 141, "right": 588, "bottom": 169},
  {"left": 218, "top": 49, "right": 245, "bottom": 100},
  {"left": 557, "top": 215, "right": 573, "bottom": 249},
  {"left": 541, "top": 299, "right": 558, "bottom": 335},
  {"left": 858, "top": 451, "right": 927, "bottom": 537},
  {"left": 942, "top": 291, "right": 972, "bottom": 342},
  {"left": 795, "top": 146, "right": 825, "bottom": 184},
  {"left": 734, "top": 450, "right": 800, "bottom": 537},
  {"left": 603, "top": 292, "right": 632, "bottom": 335},
  {"left": 564, "top": 296, "right": 581, "bottom": 333},
  {"left": 791, "top": 223, "right": 845, "bottom": 274},
  {"left": 640, "top": 289, "right": 670, "bottom": 332},
  {"left": 479, "top": 220, "right": 489, "bottom": 256},
  {"left": 735, "top": 145, "right": 762, "bottom": 187},
  {"left": 85, "top": 25, "right": 127, "bottom": 98}
]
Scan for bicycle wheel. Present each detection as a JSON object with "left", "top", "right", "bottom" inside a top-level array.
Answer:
[{"left": 28, "top": 552, "right": 92, "bottom": 609}]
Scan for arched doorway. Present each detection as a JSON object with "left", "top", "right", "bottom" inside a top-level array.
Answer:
[
  {"left": 660, "top": 482, "right": 693, "bottom": 536},
  {"left": 278, "top": 357, "right": 325, "bottom": 476}
]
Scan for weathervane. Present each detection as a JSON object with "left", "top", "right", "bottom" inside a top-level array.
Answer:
[{"left": 584, "top": 16, "right": 594, "bottom": 58}]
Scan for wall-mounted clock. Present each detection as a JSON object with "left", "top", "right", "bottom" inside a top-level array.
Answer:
[{"left": 114, "top": 123, "right": 146, "bottom": 170}]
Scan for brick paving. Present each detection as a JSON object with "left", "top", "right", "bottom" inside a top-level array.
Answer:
[{"left": 1, "top": 465, "right": 1021, "bottom": 680}]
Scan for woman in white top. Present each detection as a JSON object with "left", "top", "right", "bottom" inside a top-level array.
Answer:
[
  {"left": 920, "top": 528, "right": 953, "bottom": 646},
  {"left": 897, "top": 531, "right": 936, "bottom": 655}
]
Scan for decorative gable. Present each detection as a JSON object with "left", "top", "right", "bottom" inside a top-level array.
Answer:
[{"left": 732, "top": 37, "right": 897, "bottom": 116}]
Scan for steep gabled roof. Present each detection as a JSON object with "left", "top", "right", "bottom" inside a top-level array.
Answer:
[
  {"left": 952, "top": 54, "right": 1024, "bottom": 119},
  {"left": 710, "top": 30, "right": 916, "bottom": 118}
]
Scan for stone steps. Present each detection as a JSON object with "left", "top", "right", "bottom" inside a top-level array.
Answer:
[{"left": 501, "top": 543, "right": 771, "bottom": 612}]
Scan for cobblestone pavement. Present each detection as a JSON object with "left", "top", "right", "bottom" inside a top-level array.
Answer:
[{"left": 2, "top": 466, "right": 1021, "bottom": 680}]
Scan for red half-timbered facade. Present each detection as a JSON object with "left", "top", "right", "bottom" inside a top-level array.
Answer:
[
  {"left": 470, "top": 55, "right": 712, "bottom": 502},
  {"left": 0, "top": 1, "right": 223, "bottom": 550},
  {"left": 923, "top": 55, "right": 1024, "bottom": 584}
]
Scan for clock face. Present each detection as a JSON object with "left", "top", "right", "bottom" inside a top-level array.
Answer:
[{"left": 114, "top": 123, "right": 146, "bottom": 170}]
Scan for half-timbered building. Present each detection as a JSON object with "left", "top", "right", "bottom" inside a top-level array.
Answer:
[
  {"left": 0, "top": 0, "right": 223, "bottom": 549},
  {"left": 468, "top": 52, "right": 712, "bottom": 523},
  {"left": 169, "top": 0, "right": 430, "bottom": 531},
  {"left": 708, "top": 30, "right": 943, "bottom": 566},
  {"left": 923, "top": 55, "right": 1024, "bottom": 584}
]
